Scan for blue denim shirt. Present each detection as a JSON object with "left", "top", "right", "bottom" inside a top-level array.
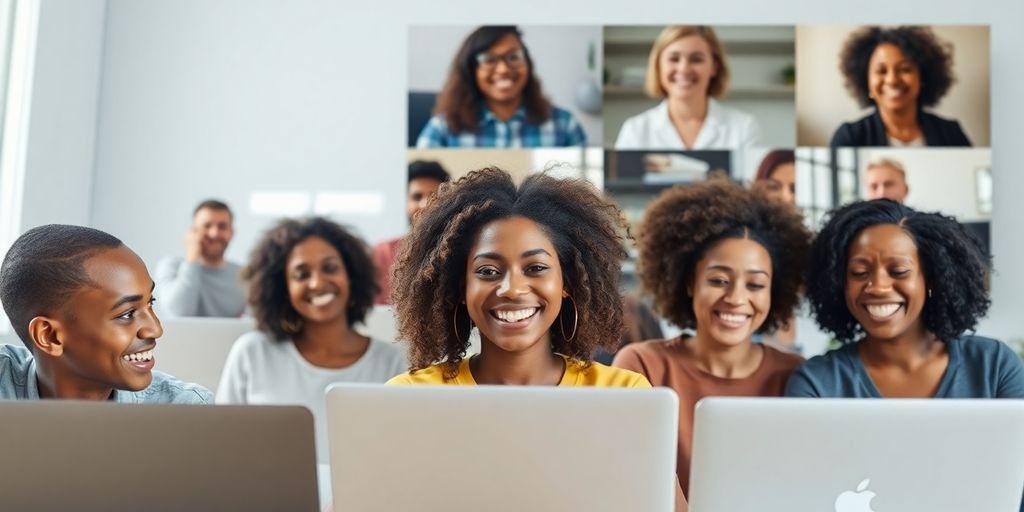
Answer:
[{"left": 0, "top": 344, "right": 212, "bottom": 403}]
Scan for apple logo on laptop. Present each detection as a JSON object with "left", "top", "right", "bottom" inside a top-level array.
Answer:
[{"left": 835, "top": 479, "right": 876, "bottom": 512}]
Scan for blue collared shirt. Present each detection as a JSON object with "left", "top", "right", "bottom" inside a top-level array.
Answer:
[
  {"left": 0, "top": 344, "right": 213, "bottom": 403},
  {"left": 416, "top": 104, "right": 586, "bottom": 148}
]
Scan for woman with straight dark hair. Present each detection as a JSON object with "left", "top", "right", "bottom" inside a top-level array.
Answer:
[
  {"left": 751, "top": 149, "right": 796, "bottom": 208},
  {"left": 416, "top": 26, "right": 586, "bottom": 148}
]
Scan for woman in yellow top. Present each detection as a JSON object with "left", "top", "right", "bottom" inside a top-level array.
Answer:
[
  {"left": 387, "top": 167, "right": 648, "bottom": 388},
  {"left": 386, "top": 167, "right": 687, "bottom": 511}
]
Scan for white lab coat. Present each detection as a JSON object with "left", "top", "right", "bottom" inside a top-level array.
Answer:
[{"left": 614, "top": 98, "right": 762, "bottom": 150}]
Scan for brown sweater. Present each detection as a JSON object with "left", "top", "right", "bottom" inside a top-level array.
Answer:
[{"left": 613, "top": 337, "right": 803, "bottom": 498}]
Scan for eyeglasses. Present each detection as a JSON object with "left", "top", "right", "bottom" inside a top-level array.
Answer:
[{"left": 474, "top": 49, "right": 526, "bottom": 71}]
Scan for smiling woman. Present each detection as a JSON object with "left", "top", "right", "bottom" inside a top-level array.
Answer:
[
  {"left": 614, "top": 25, "right": 761, "bottom": 150},
  {"left": 787, "top": 199, "right": 1024, "bottom": 400},
  {"left": 388, "top": 168, "right": 644, "bottom": 387},
  {"left": 611, "top": 179, "right": 811, "bottom": 498},
  {"left": 216, "top": 217, "right": 407, "bottom": 462},
  {"left": 415, "top": 26, "right": 586, "bottom": 148},
  {"left": 830, "top": 26, "right": 971, "bottom": 147},
  {"left": 385, "top": 171, "right": 690, "bottom": 509}
]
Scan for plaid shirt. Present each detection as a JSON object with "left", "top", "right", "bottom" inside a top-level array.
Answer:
[{"left": 415, "top": 104, "right": 586, "bottom": 148}]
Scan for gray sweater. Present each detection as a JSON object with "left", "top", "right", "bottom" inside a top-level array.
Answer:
[
  {"left": 155, "top": 257, "right": 245, "bottom": 318},
  {"left": 215, "top": 331, "right": 408, "bottom": 462}
]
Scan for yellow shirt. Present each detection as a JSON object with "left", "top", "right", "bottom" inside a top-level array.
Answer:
[{"left": 387, "top": 354, "right": 651, "bottom": 388}]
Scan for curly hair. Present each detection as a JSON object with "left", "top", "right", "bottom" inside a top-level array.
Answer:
[
  {"left": 243, "top": 217, "right": 378, "bottom": 341},
  {"left": 840, "top": 26, "right": 955, "bottom": 109},
  {"left": 392, "top": 167, "right": 630, "bottom": 377},
  {"left": 638, "top": 180, "right": 811, "bottom": 334},
  {"left": 807, "top": 200, "right": 990, "bottom": 344},
  {"left": 433, "top": 26, "right": 552, "bottom": 134}
]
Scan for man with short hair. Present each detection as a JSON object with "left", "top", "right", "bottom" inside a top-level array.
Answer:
[
  {"left": 155, "top": 199, "right": 245, "bottom": 317},
  {"left": 864, "top": 158, "right": 910, "bottom": 203},
  {"left": 0, "top": 224, "right": 211, "bottom": 402},
  {"left": 373, "top": 161, "right": 451, "bottom": 304}
]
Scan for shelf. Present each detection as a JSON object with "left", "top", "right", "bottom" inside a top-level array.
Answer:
[
  {"left": 602, "top": 27, "right": 796, "bottom": 108},
  {"left": 603, "top": 84, "right": 794, "bottom": 100},
  {"left": 605, "top": 181, "right": 686, "bottom": 193},
  {"left": 604, "top": 40, "right": 794, "bottom": 56}
]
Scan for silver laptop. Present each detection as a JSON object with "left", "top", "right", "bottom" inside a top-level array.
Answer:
[
  {"left": 688, "top": 397, "right": 1024, "bottom": 511},
  {"left": 155, "top": 317, "right": 255, "bottom": 393},
  {"left": 326, "top": 384, "right": 678, "bottom": 512},
  {"left": 0, "top": 401, "right": 319, "bottom": 512},
  {"left": 156, "top": 308, "right": 406, "bottom": 394}
]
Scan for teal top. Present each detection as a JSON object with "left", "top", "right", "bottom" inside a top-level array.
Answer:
[{"left": 785, "top": 335, "right": 1024, "bottom": 398}]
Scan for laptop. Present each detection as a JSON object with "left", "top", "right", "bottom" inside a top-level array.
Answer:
[
  {"left": 155, "top": 317, "right": 255, "bottom": 393},
  {"left": 688, "top": 397, "right": 1024, "bottom": 511},
  {"left": 155, "top": 307, "right": 406, "bottom": 395},
  {"left": 325, "top": 384, "right": 679, "bottom": 512},
  {"left": 0, "top": 401, "right": 319, "bottom": 511}
]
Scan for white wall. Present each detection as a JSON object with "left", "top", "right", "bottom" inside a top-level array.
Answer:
[
  {"left": 797, "top": 25, "right": 990, "bottom": 147},
  {"left": 19, "top": 0, "right": 104, "bottom": 229},
  {"left": 11, "top": 0, "right": 1021, "bottom": 348},
  {"left": 407, "top": 25, "right": 602, "bottom": 145},
  {"left": 89, "top": 0, "right": 410, "bottom": 271}
]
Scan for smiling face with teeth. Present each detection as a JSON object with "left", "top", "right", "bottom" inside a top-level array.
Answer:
[
  {"left": 658, "top": 35, "right": 717, "bottom": 103},
  {"left": 845, "top": 224, "right": 927, "bottom": 343},
  {"left": 474, "top": 33, "right": 529, "bottom": 108},
  {"left": 465, "top": 216, "right": 565, "bottom": 357},
  {"left": 690, "top": 238, "right": 772, "bottom": 349},
  {"left": 35, "top": 246, "right": 163, "bottom": 397},
  {"left": 867, "top": 43, "right": 921, "bottom": 114},
  {"left": 285, "top": 236, "right": 351, "bottom": 329}
]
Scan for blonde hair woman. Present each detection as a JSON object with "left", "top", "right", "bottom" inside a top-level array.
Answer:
[{"left": 615, "top": 25, "right": 761, "bottom": 150}]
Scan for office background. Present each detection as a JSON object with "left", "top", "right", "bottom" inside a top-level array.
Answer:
[{"left": 3, "top": 0, "right": 1022, "bottom": 348}]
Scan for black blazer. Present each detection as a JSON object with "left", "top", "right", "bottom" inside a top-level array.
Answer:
[{"left": 830, "top": 109, "right": 972, "bottom": 147}]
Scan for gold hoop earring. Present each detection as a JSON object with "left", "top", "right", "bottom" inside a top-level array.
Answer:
[
  {"left": 281, "top": 316, "right": 302, "bottom": 335},
  {"left": 559, "top": 295, "right": 578, "bottom": 342}
]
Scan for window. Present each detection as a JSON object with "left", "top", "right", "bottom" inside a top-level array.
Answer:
[
  {"left": 0, "top": 0, "right": 39, "bottom": 336},
  {"left": 795, "top": 147, "right": 858, "bottom": 228}
]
